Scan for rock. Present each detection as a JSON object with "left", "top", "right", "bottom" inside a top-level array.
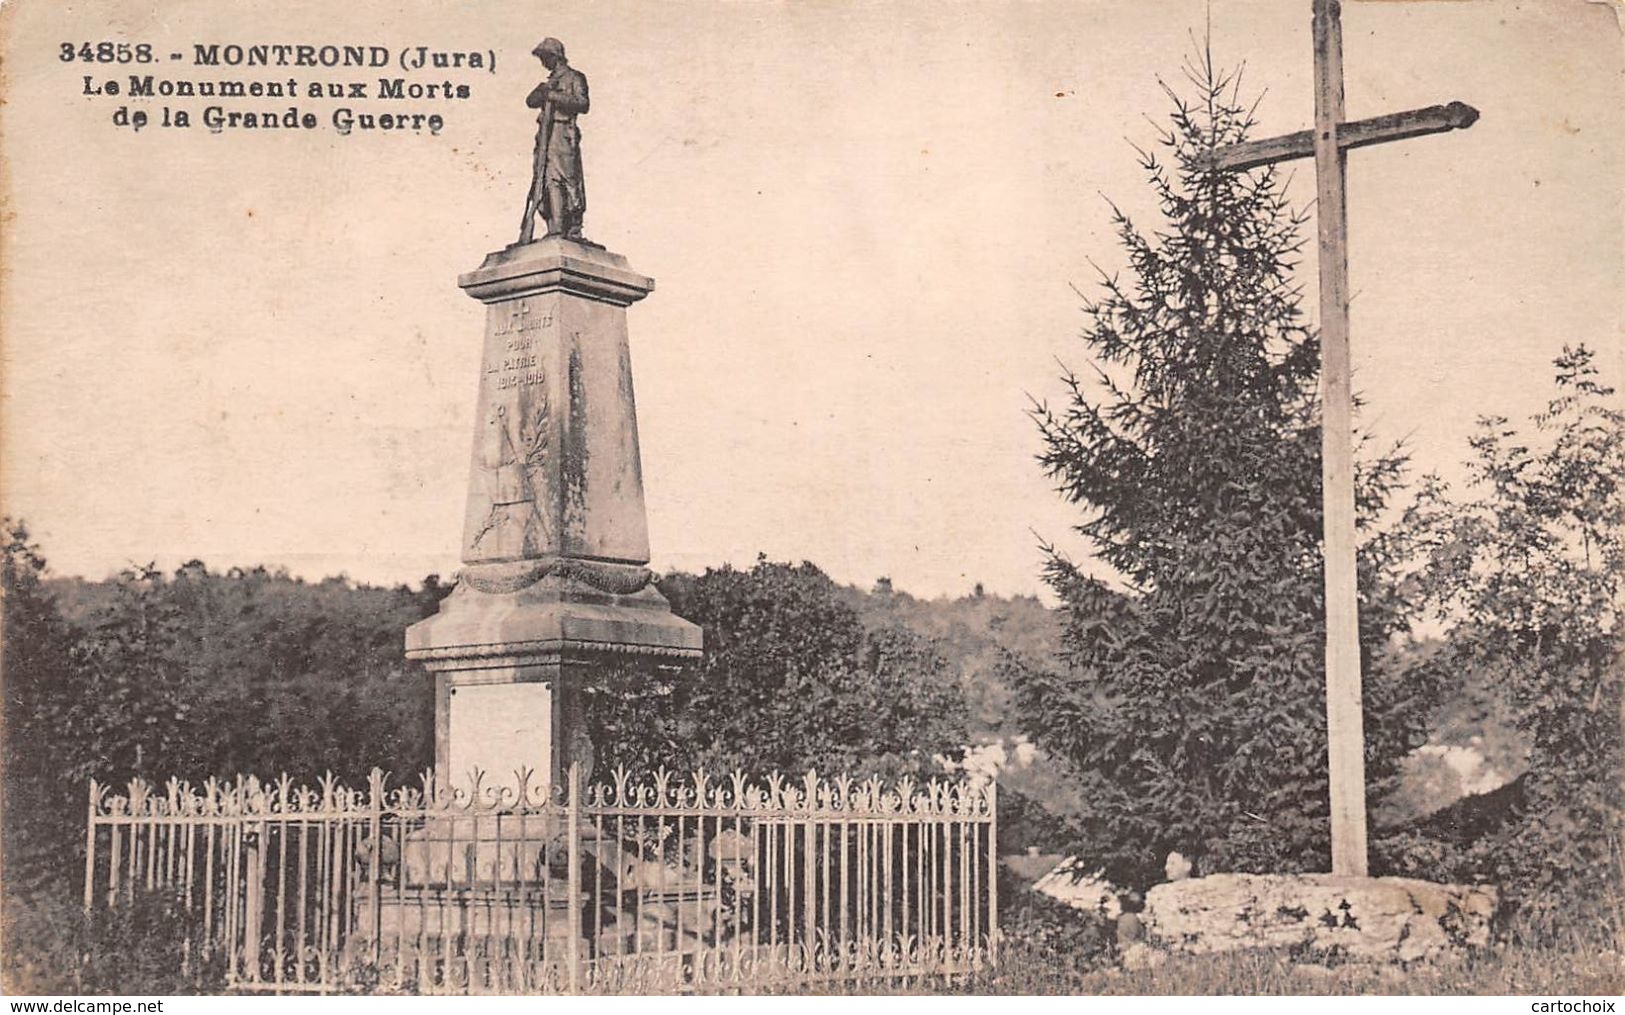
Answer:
[
  {"left": 546, "top": 915, "right": 578, "bottom": 944},
  {"left": 709, "top": 828, "right": 753, "bottom": 861},
  {"left": 1032, "top": 856, "right": 1121, "bottom": 918},
  {"left": 627, "top": 927, "right": 671, "bottom": 952},
  {"left": 1164, "top": 851, "right": 1193, "bottom": 881},
  {"left": 1377, "top": 963, "right": 1411, "bottom": 987},
  {"left": 636, "top": 901, "right": 678, "bottom": 925},
  {"left": 596, "top": 929, "right": 632, "bottom": 956},
  {"left": 1116, "top": 911, "right": 1144, "bottom": 947},
  {"left": 623, "top": 859, "right": 688, "bottom": 890},
  {"left": 1142, "top": 873, "right": 1496, "bottom": 963},
  {"left": 1003, "top": 847, "right": 1066, "bottom": 883}
]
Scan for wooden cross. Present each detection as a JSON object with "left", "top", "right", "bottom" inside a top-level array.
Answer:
[{"left": 1201, "top": 0, "right": 1478, "bottom": 877}]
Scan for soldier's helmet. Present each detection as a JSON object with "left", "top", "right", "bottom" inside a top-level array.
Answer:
[{"left": 532, "top": 38, "right": 566, "bottom": 60}]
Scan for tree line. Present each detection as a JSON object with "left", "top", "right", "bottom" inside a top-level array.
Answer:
[{"left": 1, "top": 544, "right": 996, "bottom": 908}]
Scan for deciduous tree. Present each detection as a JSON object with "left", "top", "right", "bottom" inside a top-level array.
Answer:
[{"left": 1399, "top": 346, "right": 1623, "bottom": 937}]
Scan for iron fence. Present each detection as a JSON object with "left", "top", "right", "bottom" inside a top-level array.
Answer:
[{"left": 84, "top": 765, "right": 997, "bottom": 994}]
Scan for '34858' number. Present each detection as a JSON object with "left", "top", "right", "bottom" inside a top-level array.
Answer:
[{"left": 59, "top": 42, "right": 155, "bottom": 63}]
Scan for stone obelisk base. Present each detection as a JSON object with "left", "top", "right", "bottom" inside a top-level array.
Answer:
[
  {"left": 405, "top": 237, "right": 701, "bottom": 795},
  {"left": 405, "top": 564, "right": 701, "bottom": 794}
]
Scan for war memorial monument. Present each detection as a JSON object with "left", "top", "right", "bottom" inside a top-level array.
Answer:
[{"left": 405, "top": 37, "right": 703, "bottom": 793}]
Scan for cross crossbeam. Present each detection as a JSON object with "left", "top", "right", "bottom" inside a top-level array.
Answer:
[{"left": 1197, "top": 101, "right": 1479, "bottom": 173}]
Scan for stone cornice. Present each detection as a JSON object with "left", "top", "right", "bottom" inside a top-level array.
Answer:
[
  {"left": 460, "top": 239, "right": 654, "bottom": 306},
  {"left": 407, "top": 637, "right": 703, "bottom": 669}
]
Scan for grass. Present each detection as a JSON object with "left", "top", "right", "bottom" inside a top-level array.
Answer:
[
  {"left": 2, "top": 882, "right": 229, "bottom": 996},
  {"left": 963, "top": 933, "right": 1625, "bottom": 995},
  {"left": 7, "top": 877, "right": 1621, "bottom": 997}
]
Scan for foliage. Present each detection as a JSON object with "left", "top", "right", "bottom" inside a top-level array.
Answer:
[
  {"left": 1, "top": 532, "right": 984, "bottom": 991},
  {"left": 598, "top": 557, "right": 972, "bottom": 779},
  {"left": 994, "top": 866, "right": 1116, "bottom": 965},
  {"left": 1012, "top": 55, "right": 1440, "bottom": 888},
  {"left": 0, "top": 522, "right": 440, "bottom": 909},
  {"left": 834, "top": 582, "right": 1061, "bottom": 737},
  {"left": 1369, "top": 637, "right": 1528, "bottom": 829},
  {"left": 1, "top": 888, "right": 228, "bottom": 995},
  {"left": 1397, "top": 346, "right": 1624, "bottom": 939},
  {"left": 2, "top": 522, "right": 86, "bottom": 894}
]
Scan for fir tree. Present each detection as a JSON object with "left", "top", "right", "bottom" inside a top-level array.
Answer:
[{"left": 1014, "top": 53, "right": 1436, "bottom": 887}]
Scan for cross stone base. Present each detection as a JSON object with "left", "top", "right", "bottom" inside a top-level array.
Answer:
[{"left": 1135, "top": 873, "right": 1497, "bottom": 965}]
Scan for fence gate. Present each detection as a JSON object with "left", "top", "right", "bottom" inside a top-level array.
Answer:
[{"left": 85, "top": 765, "right": 997, "bottom": 993}]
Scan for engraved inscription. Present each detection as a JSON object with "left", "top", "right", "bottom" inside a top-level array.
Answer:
[
  {"left": 469, "top": 296, "right": 558, "bottom": 556},
  {"left": 497, "top": 370, "right": 546, "bottom": 391},
  {"left": 491, "top": 298, "right": 553, "bottom": 336},
  {"left": 486, "top": 299, "right": 552, "bottom": 388}
]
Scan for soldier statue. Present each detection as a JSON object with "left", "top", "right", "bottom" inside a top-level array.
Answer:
[{"left": 518, "top": 38, "right": 589, "bottom": 244}]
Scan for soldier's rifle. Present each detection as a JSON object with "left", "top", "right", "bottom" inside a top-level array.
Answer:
[{"left": 519, "top": 91, "right": 555, "bottom": 243}]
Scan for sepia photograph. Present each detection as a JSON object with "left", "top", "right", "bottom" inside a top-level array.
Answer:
[{"left": 1, "top": 0, "right": 1620, "bottom": 1000}]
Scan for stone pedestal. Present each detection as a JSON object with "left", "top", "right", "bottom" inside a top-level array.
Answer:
[{"left": 406, "top": 238, "right": 702, "bottom": 795}]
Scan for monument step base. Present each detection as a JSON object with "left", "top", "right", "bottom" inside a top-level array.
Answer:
[{"left": 354, "top": 884, "right": 733, "bottom": 955}]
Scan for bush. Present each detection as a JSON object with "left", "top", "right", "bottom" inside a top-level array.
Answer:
[
  {"left": 583, "top": 558, "right": 971, "bottom": 780},
  {"left": 2, "top": 523, "right": 441, "bottom": 930},
  {"left": 2, "top": 887, "right": 227, "bottom": 995},
  {"left": 1398, "top": 347, "right": 1624, "bottom": 940}
]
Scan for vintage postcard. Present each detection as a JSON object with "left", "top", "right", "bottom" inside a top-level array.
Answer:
[{"left": 2, "top": 0, "right": 1620, "bottom": 1000}]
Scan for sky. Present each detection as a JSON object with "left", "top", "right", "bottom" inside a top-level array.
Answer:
[{"left": 2, "top": 0, "right": 1621, "bottom": 600}]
